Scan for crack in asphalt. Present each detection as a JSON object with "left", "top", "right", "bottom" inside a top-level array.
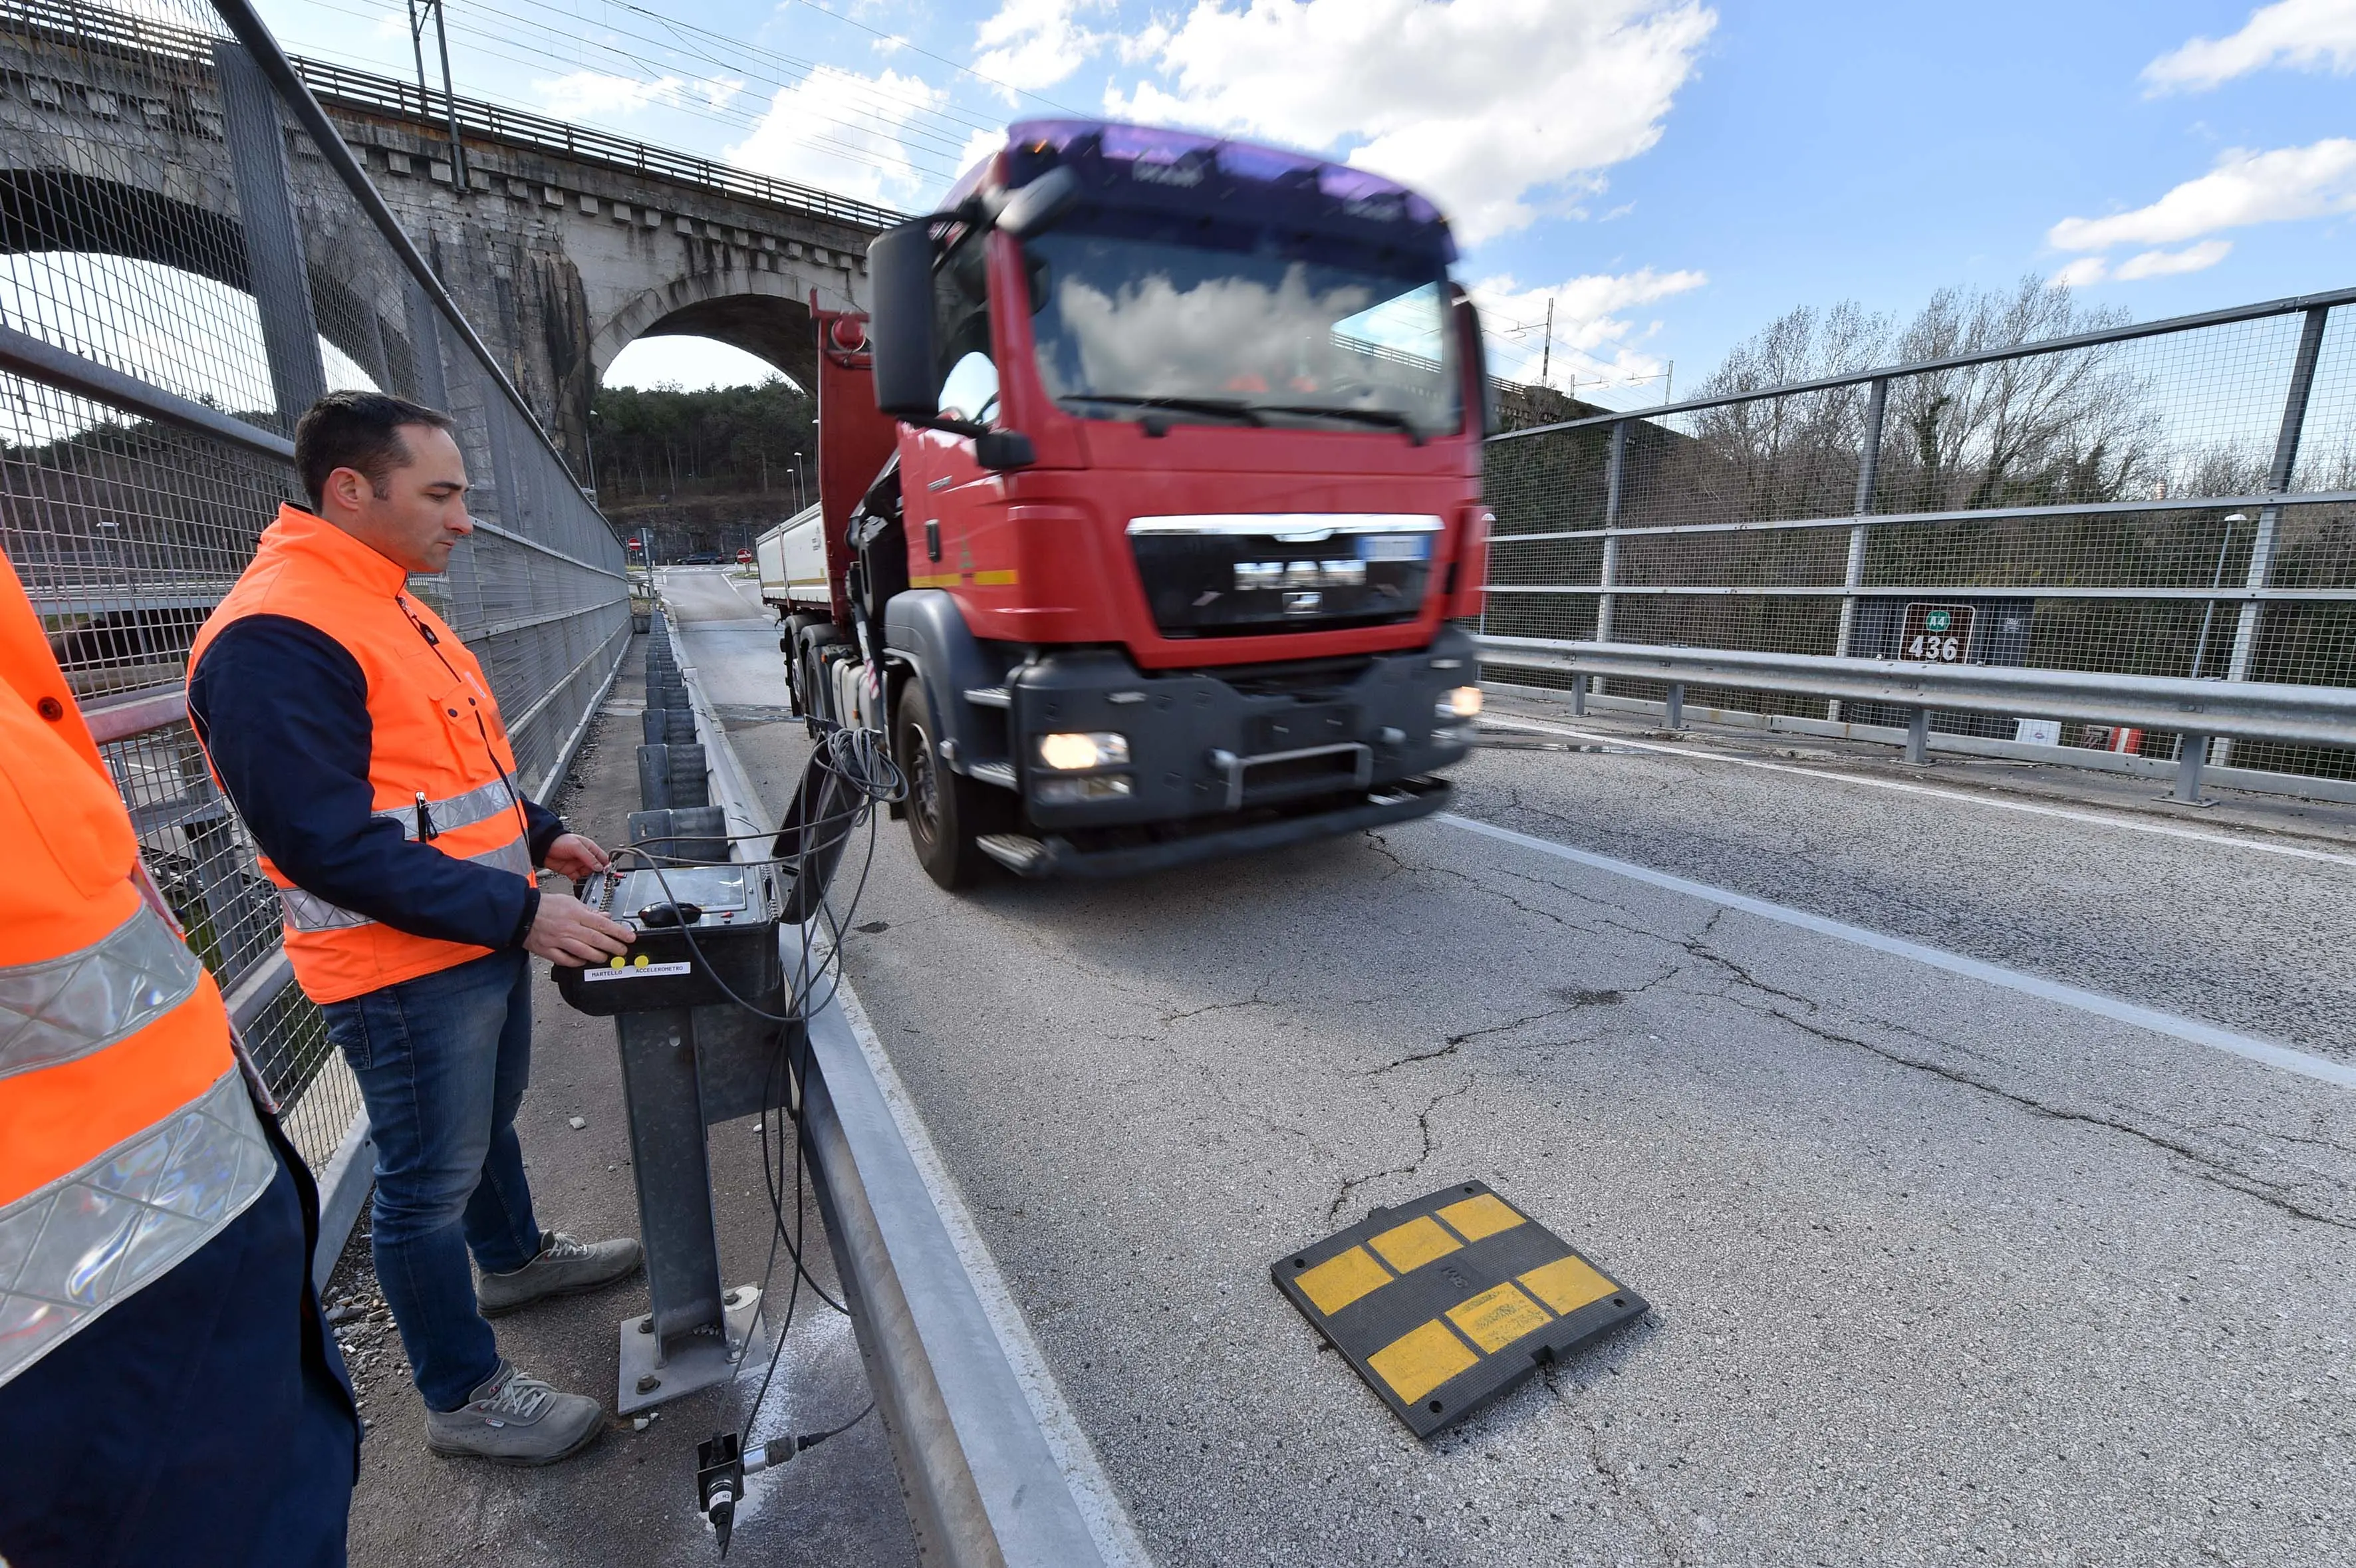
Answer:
[
  {"left": 2207, "top": 1117, "right": 2356, "bottom": 1160},
  {"left": 1541, "top": 1362, "right": 1688, "bottom": 1567},
  {"left": 1361, "top": 831, "right": 1412, "bottom": 880},
  {"left": 1162, "top": 972, "right": 1278, "bottom": 1023},
  {"left": 1755, "top": 1002, "right": 2356, "bottom": 1231},
  {"left": 1327, "top": 1077, "right": 1476, "bottom": 1222},
  {"left": 1677, "top": 925, "right": 1827, "bottom": 1013},
  {"left": 1359, "top": 974, "right": 1677, "bottom": 1080},
  {"left": 1432, "top": 815, "right": 2356, "bottom": 1226}
]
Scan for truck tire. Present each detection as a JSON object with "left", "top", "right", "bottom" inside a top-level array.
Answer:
[
  {"left": 781, "top": 614, "right": 815, "bottom": 713},
  {"left": 793, "top": 622, "right": 844, "bottom": 736},
  {"left": 894, "top": 679, "right": 1005, "bottom": 890}
]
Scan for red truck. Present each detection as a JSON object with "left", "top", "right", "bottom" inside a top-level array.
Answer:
[{"left": 768, "top": 118, "right": 1491, "bottom": 888}]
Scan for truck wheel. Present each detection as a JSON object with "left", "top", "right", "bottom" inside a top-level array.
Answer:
[
  {"left": 793, "top": 623, "right": 843, "bottom": 737},
  {"left": 781, "top": 615, "right": 818, "bottom": 715},
  {"left": 894, "top": 680, "right": 1003, "bottom": 890}
]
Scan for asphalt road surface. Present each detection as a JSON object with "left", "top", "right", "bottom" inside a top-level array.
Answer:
[{"left": 663, "top": 566, "right": 2356, "bottom": 1568}]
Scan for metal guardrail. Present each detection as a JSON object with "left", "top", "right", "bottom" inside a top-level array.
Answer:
[
  {"left": 672, "top": 629, "right": 1135, "bottom": 1568},
  {"left": 1476, "top": 633, "right": 2356, "bottom": 803},
  {"left": 1477, "top": 636, "right": 2356, "bottom": 746},
  {"left": 1488, "top": 285, "right": 2356, "bottom": 444},
  {"left": 1480, "top": 280, "right": 2356, "bottom": 789}
]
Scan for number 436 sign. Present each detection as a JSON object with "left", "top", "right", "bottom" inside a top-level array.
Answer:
[{"left": 1900, "top": 602, "right": 1975, "bottom": 663}]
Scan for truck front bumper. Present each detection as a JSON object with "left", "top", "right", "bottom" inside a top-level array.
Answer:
[
  {"left": 977, "top": 777, "right": 1453, "bottom": 879},
  {"left": 983, "top": 625, "right": 1478, "bottom": 871}
]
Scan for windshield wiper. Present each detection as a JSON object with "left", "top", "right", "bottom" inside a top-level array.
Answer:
[
  {"left": 1059, "top": 394, "right": 1267, "bottom": 426},
  {"left": 1257, "top": 404, "right": 1426, "bottom": 445}
]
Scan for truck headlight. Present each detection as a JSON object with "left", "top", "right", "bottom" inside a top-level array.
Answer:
[
  {"left": 1037, "top": 731, "right": 1130, "bottom": 770},
  {"left": 1436, "top": 686, "right": 1483, "bottom": 720}
]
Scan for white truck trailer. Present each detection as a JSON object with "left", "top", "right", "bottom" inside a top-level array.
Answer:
[{"left": 753, "top": 503, "right": 829, "bottom": 617}]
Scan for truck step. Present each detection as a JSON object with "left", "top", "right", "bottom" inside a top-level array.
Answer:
[
  {"left": 963, "top": 686, "right": 1011, "bottom": 709},
  {"left": 975, "top": 834, "right": 1047, "bottom": 874},
  {"left": 968, "top": 761, "right": 1017, "bottom": 790}
]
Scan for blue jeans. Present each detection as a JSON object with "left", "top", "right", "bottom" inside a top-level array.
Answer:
[{"left": 323, "top": 948, "right": 543, "bottom": 1412}]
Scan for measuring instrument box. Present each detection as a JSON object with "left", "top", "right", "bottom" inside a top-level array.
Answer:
[{"left": 553, "top": 862, "right": 783, "bottom": 1015}]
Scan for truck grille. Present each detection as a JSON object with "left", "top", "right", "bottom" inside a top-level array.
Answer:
[{"left": 1127, "top": 515, "right": 1437, "bottom": 637}]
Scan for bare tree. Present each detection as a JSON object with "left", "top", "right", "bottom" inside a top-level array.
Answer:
[{"left": 1877, "top": 278, "right": 2157, "bottom": 511}]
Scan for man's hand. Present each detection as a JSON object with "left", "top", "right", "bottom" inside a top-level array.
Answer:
[
  {"left": 542, "top": 833, "right": 611, "bottom": 880},
  {"left": 526, "top": 892, "right": 634, "bottom": 966}
]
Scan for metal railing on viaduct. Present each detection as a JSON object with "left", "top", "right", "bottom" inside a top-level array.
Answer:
[
  {"left": 0, "top": 0, "right": 628, "bottom": 1245},
  {"left": 1480, "top": 288, "right": 2356, "bottom": 799}
]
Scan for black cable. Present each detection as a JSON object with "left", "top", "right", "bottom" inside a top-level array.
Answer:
[
  {"left": 634, "top": 636, "right": 910, "bottom": 1454},
  {"left": 795, "top": 1399, "right": 875, "bottom": 1450}
]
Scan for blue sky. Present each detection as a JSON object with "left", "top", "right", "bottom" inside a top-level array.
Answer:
[{"left": 251, "top": 0, "right": 2356, "bottom": 398}]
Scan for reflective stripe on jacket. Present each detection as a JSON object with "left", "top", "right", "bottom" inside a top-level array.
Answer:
[
  {"left": 189, "top": 505, "right": 537, "bottom": 1004},
  {"left": 0, "top": 548, "right": 273, "bottom": 1390}
]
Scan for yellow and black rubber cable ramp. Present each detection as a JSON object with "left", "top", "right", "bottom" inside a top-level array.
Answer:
[{"left": 1273, "top": 1182, "right": 1648, "bottom": 1438}]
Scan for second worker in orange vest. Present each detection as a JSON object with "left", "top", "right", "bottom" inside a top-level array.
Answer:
[{"left": 190, "top": 392, "right": 642, "bottom": 1466}]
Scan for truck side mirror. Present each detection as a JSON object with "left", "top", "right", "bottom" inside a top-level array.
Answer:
[
  {"left": 1452, "top": 290, "right": 1494, "bottom": 441},
  {"left": 996, "top": 167, "right": 1079, "bottom": 238},
  {"left": 974, "top": 430, "right": 1035, "bottom": 470},
  {"left": 869, "top": 219, "right": 942, "bottom": 420}
]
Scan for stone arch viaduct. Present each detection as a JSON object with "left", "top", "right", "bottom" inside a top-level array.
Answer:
[{"left": 0, "top": 2, "right": 898, "bottom": 478}]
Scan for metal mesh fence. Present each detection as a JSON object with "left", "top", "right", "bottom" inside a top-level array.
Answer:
[
  {"left": 1483, "top": 290, "right": 2356, "bottom": 783},
  {"left": 0, "top": 0, "right": 628, "bottom": 1168}
]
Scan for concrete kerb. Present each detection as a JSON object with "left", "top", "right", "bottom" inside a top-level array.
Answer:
[{"left": 668, "top": 620, "right": 1148, "bottom": 1568}]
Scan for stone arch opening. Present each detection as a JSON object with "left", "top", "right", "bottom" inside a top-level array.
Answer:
[
  {"left": 0, "top": 170, "right": 421, "bottom": 409},
  {"left": 589, "top": 271, "right": 826, "bottom": 396}
]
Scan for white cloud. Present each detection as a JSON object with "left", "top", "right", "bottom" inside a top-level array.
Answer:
[
  {"left": 2048, "top": 256, "right": 2111, "bottom": 289},
  {"left": 956, "top": 125, "right": 1007, "bottom": 181},
  {"left": 974, "top": 0, "right": 1106, "bottom": 97},
  {"left": 536, "top": 70, "right": 689, "bottom": 118},
  {"left": 1107, "top": 0, "right": 1716, "bottom": 245},
  {"left": 533, "top": 70, "right": 745, "bottom": 118},
  {"left": 2048, "top": 239, "right": 2237, "bottom": 289},
  {"left": 1470, "top": 267, "right": 1706, "bottom": 387},
  {"left": 2048, "top": 138, "right": 2356, "bottom": 251},
  {"left": 2143, "top": 0, "right": 2356, "bottom": 93},
  {"left": 2114, "top": 239, "right": 2235, "bottom": 279},
  {"left": 724, "top": 67, "right": 948, "bottom": 207}
]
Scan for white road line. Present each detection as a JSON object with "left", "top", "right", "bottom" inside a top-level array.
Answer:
[
  {"left": 1481, "top": 709, "right": 2356, "bottom": 870},
  {"left": 1436, "top": 811, "right": 2356, "bottom": 1091}
]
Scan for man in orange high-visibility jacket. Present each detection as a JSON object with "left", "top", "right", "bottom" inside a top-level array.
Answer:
[
  {"left": 189, "top": 391, "right": 642, "bottom": 1466},
  {"left": 0, "top": 547, "right": 356, "bottom": 1568}
]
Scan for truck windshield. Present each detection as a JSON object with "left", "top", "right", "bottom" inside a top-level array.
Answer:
[{"left": 1023, "top": 218, "right": 1460, "bottom": 438}]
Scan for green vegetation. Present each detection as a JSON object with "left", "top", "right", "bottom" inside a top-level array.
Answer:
[{"left": 589, "top": 378, "right": 817, "bottom": 505}]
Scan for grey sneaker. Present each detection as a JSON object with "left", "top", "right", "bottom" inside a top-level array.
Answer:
[
  {"left": 424, "top": 1363, "right": 604, "bottom": 1466},
  {"left": 476, "top": 1230, "right": 642, "bottom": 1317}
]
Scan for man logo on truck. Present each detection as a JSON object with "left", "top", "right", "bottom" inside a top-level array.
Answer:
[{"left": 755, "top": 119, "right": 1489, "bottom": 890}]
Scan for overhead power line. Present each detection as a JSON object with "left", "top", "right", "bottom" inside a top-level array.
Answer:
[{"left": 283, "top": 0, "right": 984, "bottom": 187}]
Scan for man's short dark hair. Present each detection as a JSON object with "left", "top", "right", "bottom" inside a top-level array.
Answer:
[{"left": 294, "top": 390, "right": 456, "bottom": 509}]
